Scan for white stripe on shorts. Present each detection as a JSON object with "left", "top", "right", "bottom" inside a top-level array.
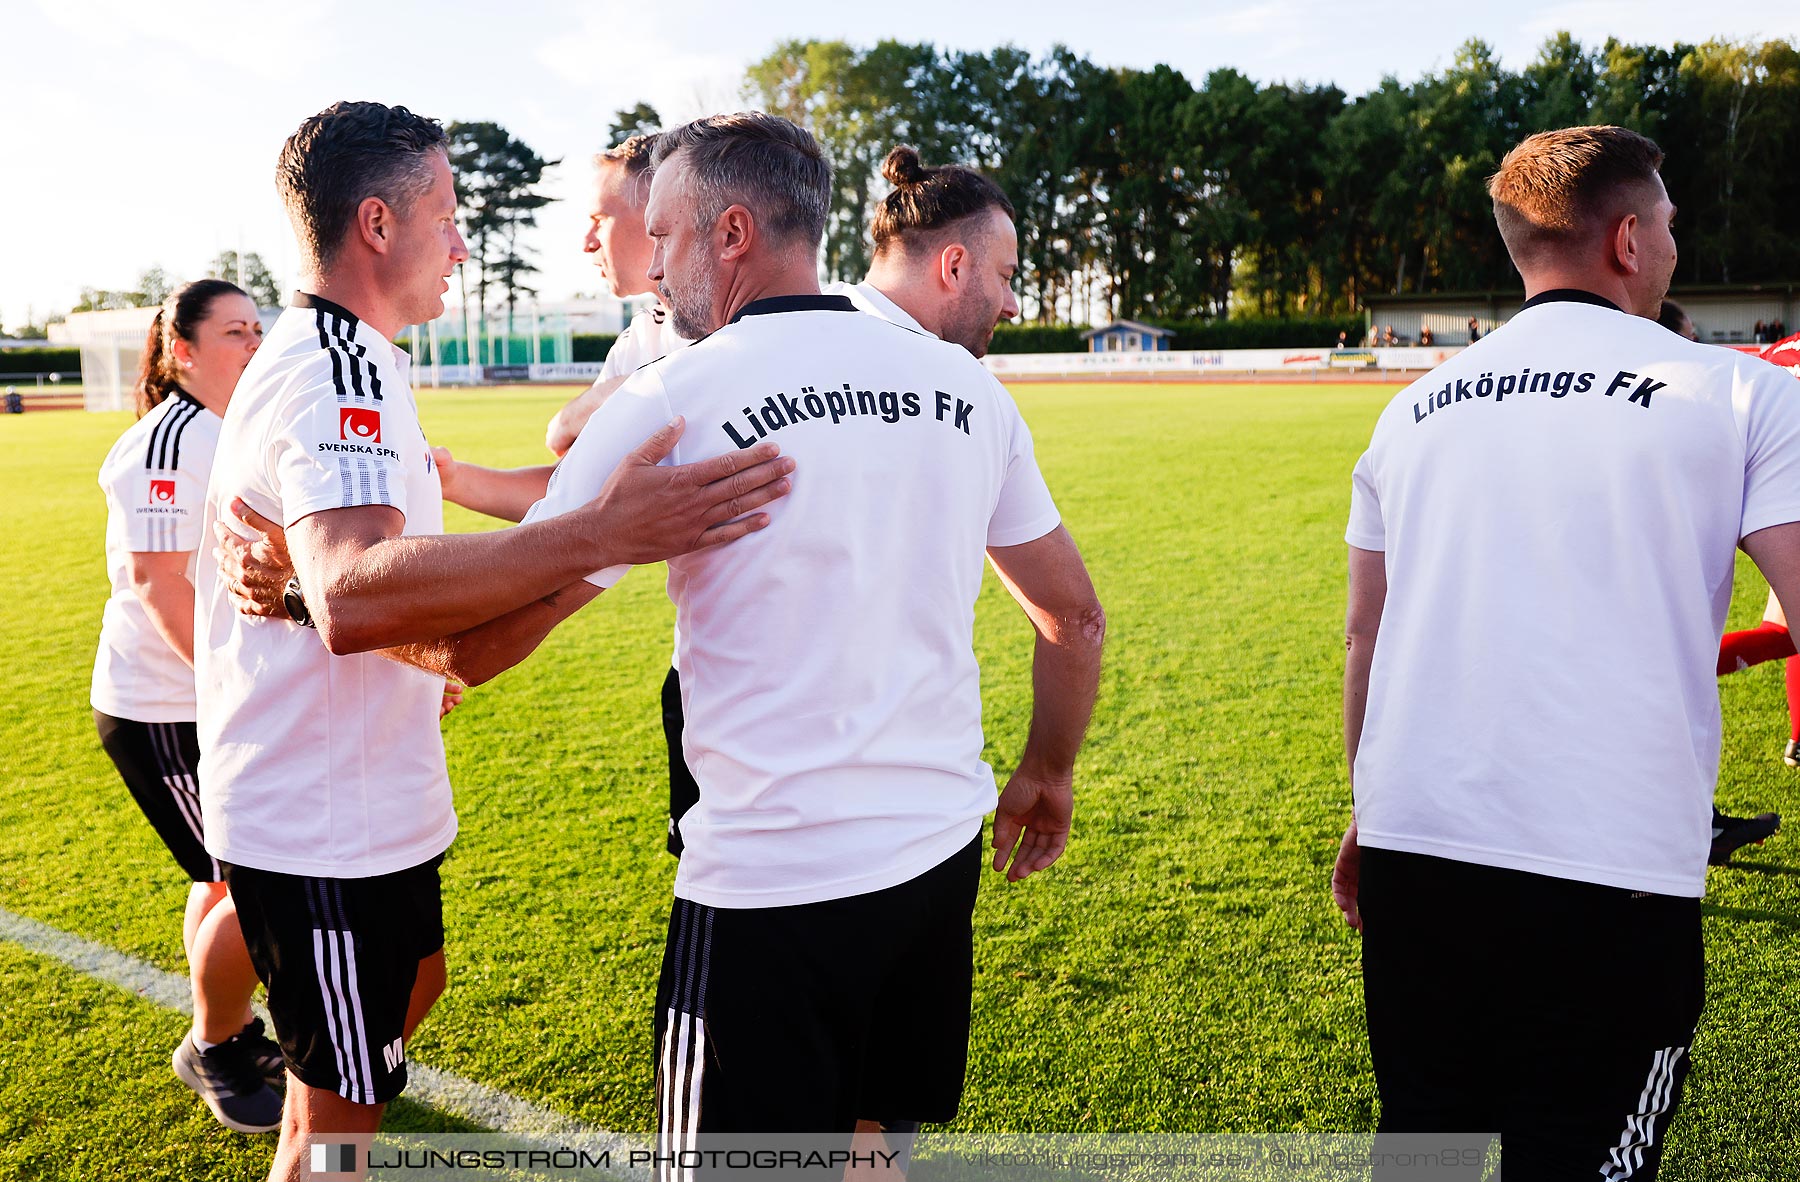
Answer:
[
  {"left": 1601, "top": 1045, "right": 1686, "bottom": 1180},
  {"left": 313, "top": 927, "right": 358, "bottom": 1099},
  {"left": 338, "top": 930, "right": 378, "bottom": 1102}
]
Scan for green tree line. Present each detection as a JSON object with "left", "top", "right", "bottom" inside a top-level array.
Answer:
[{"left": 721, "top": 34, "right": 1800, "bottom": 324}]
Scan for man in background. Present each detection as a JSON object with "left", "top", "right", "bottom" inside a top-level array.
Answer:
[{"left": 1334, "top": 125, "right": 1800, "bottom": 1178}]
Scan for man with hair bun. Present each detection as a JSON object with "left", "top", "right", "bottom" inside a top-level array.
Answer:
[
  {"left": 392, "top": 110, "right": 1103, "bottom": 1152},
  {"left": 826, "top": 145, "right": 1021, "bottom": 358},
  {"left": 1333, "top": 124, "right": 1800, "bottom": 1177}
]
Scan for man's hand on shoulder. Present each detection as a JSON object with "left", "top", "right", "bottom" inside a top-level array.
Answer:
[
  {"left": 573, "top": 417, "right": 797, "bottom": 567},
  {"left": 215, "top": 498, "right": 295, "bottom": 618}
]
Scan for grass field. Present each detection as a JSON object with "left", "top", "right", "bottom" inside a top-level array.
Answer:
[{"left": 3, "top": 381, "right": 1799, "bottom": 1180}]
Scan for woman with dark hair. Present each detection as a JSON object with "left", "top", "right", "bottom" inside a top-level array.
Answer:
[{"left": 89, "top": 278, "right": 285, "bottom": 1133}]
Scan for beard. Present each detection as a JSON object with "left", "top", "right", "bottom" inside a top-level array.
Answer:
[
  {"left": 663, "top": 266, "right": 720, "bottom": 341},
  {"left": 939, "top": 288, "right": 1000, "bottom": 358}
]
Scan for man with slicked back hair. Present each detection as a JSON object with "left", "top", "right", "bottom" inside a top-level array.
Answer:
[{"left": 199, "top": 100, "right": 795, "bottom": 1182}]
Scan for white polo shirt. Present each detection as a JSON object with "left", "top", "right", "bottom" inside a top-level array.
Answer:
[
  {"left": 828, "top": 280, "right": 928, "bottom": 335},
  {"left": 599, "top": 303, "right": 691, "bottom": 381},
  {"left": 524, "top": 293, "right": 1061, "bottom": 908},
  {"left": 196, "top": 294, "right": 455, "bottom": 879},
  {"left": 1348, "top": 291, "right": 1800, "bottom": 896},
  {"left": 91, "top": 391, "right": 221, "bottom": 722},
  {"left": 629, "top": 284, "right": 919, "bottom": 680}
]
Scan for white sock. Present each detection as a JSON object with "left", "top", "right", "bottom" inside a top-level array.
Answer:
[{"left": 192, "top": 1033, "right": 219, "bottom": 1053}]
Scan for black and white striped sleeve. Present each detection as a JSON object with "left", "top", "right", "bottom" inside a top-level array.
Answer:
[
  {"left": 116, "top": 399, "right": 208, "bottom": 552},
  {"left": 268, "top": 358, "right": 412, "bottom": 527}
]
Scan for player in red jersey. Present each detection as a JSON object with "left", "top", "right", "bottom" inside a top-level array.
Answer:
[{"left": 1711, "top": 328, "right": 1800, "bottom": 860}]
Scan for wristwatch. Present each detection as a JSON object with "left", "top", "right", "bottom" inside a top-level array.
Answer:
[{"left": 283, "top": 576, "right": 317, "bottom": 629}]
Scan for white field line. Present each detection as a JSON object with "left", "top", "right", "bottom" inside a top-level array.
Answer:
[{"left": 0, "top": 905, "right": 641, "bottom": 1164}]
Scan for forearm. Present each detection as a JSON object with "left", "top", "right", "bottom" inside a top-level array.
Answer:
[
  {"left": 442, "top": 464, "right": 553, "bottom": 523},
  {"left": 375, "top": 580, "right": 601, "bottom": 686},
  {"left": 546, "top": 376, "right": 626, "bottom": 456},
  {"left": 134, "top": 573, "right": 196, "bottom": 667},
  {"left": 1342, "top": 546, "right": 1387, "bottom": 792},
  {"left": 304, "top": 517, "right": 604, "bottom": 656},
  {"left": 300, "top": 416, "right": 793, "bottom": 656},
  {"left": 1015, "top": 604, "right": 1106, "bottom": 779},
  {"left": 1343, "top": 637, "right": 1375, "bottom": 784}
]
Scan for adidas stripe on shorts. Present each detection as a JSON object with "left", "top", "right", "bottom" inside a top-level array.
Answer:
[
  {"left": 224, "top": 855, "right": 445, "bottom": 1104},
  {"left": 95, "top": 712, "right": 220, "bottom": 883},
  {"left": 654, "top": 835, "right": 981, "bottom": 1164},
  {"left": 1359, "top": 847, "right": 1703, "bottom": 1181}
]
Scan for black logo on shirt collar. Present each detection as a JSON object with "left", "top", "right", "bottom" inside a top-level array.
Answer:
[{"left": 728, "top": 294, "right": 858, "bottom": 324}]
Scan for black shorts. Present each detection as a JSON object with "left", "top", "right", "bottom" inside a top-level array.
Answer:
[
  {"left": 655, "top": 835, "right": 981, "bottom": 1147},
  {"left": 1359, "top": 847, "right": 1704, "bottom": 1181},
  {"left": 663, "top": 667, "right": 700, "bottom": 858},
  {"left": 94, "top": 711, "right": 220, "bottom": 883},
  {"left": 224, "top": 856, "right": 446, "bottom": 1105}
]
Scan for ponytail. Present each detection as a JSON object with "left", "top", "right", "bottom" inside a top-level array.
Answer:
[{"left": 133, "top": 309, "right": 176, "bottom": 417}]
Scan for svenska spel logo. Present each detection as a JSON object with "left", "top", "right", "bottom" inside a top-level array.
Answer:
[
  {"left": 340, "top": 407, "right": 382, "bottom": 443},
  {"left": 148, "top": 479, "right": 176, "bottom": 505},
  {"left": 309, "top": 1142, "right": 357, "bottom": 1176}
]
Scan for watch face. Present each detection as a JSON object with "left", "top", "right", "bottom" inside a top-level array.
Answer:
[{"left": 283, "top": 584, "right": 312, "bottom": 627}]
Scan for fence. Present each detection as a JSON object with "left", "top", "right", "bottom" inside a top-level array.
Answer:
[
  {"left": 415, "top": 362, "right": 606, "bottom": 387},
  {"left": 982, "top": 345, "right": 1464, "bottom": 380}
]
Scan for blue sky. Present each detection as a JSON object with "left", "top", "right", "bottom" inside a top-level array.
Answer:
[{"left": 4, "top": 0, "right": 1797, "bottom": 331}]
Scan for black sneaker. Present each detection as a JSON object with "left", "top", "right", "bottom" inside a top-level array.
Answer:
[
  {"left": 230, "top": 1017, "right": 286, "bottom": 1085},
  {"left": 1785, "top": 739, "right": 1799, "bottom": 768},
  {"left": 1710, "top": 810, "right": 1782, "bottom": 866},
  {"left": 172, "top": 1033, "right": 283, "bottom": 1133}
]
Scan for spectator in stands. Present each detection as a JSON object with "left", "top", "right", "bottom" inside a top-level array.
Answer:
[
  {"left": 1383, "top": 325, "right": 1398, "bottom": 347},
  {"left": 1338, "top": 330, "right": 1349, "bottom": 348},
  {"left": 1367, "top": 324, "right": 1381, "bottom": 346},
  {"left": 1467, "top": 316, "right": 1481, "bottom": 342},
  {"left": 1418, "top": 325, "right": 1434, "bottom": 347},
  {"left": 1755, "top": 320, "right": 1768, "bottom": 344}
]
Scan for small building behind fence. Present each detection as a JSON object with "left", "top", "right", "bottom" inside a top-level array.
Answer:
[{"left": 1081, "top": 320, "right": 1174, "bottom": 353}]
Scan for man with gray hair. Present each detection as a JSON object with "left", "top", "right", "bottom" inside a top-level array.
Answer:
[{"left": 392, "top": 110, "right": 1104, "bottom": 1149}]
